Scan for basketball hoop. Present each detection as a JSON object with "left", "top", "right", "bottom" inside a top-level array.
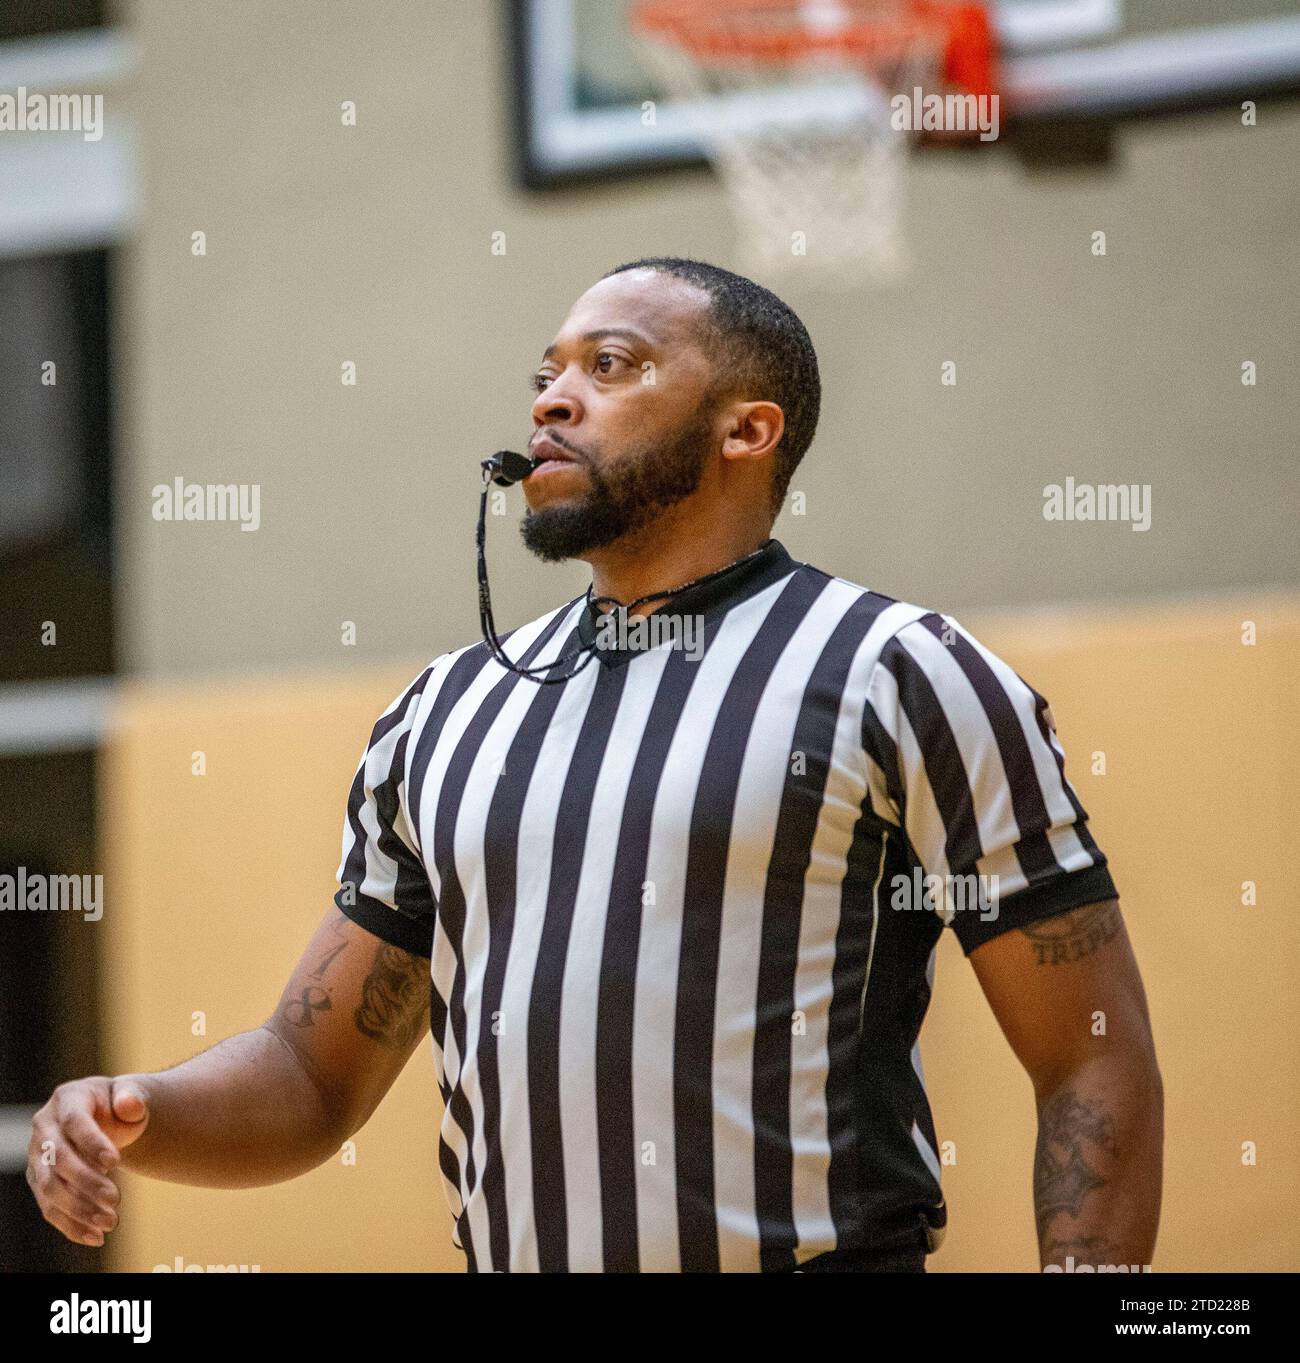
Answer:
[{"left": 630, "top": 0, "right": 996, "bottom": 285}]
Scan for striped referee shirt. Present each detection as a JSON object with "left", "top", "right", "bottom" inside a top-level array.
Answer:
[{"left": 335, "top": 538, "right": 1117, "bottom": 1273}]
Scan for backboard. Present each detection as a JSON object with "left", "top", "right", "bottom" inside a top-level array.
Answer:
[{"left": 509, "top": 0, "right": 1300, "bottom": 186}]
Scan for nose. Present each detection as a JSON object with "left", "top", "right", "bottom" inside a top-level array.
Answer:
[{"left": 530, "top": 368, "right": 584, "bottom": 430}]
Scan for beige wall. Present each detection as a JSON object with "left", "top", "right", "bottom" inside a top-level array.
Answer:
[
  {"left": 99, "top": 663, "right": 463, "bottom": 1273},
  {"left": 116, "top": 0, "right": 1300, "bottom": 681},
  {"left": 928, "top": 592, "right": 1300, "bottom": 1273},
  {"left": 99, "top": 594, "right": 1300, "bottom": 1272}
]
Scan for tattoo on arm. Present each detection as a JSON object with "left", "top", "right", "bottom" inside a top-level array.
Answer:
[
  {"left": 354, "top": 943, "right": 431, "bottom": 1049},
  {"left": 280, "top": 915, "right": 429, "bottom": 1051},
  {"left": 307, "top": 912, "right": 350, "bottom": 981},
  {"left": 281, "top": 914, "right": 350, "bottom": 1028},
  {"left": 283, "top": 985, "right": 332, "bottom": 1028},
  {"left": 1034, "top": 1086, "right": 1118, "bottom": 1259},
  {"left": 1021, "top": 900, "right": 1121, "bottom": 966}
]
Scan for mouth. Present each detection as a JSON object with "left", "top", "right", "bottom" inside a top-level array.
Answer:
[{"left": 527, "top": 439, "right": 582, "bottom": 478}]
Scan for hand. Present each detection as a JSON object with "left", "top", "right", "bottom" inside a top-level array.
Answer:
[{"left": 26, "top": 1076, "right": 150, "bottom": 1247}]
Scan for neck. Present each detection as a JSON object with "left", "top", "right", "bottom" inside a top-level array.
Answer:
[{"left": 584, "top": 508, "right": 770, "bottom": 616}]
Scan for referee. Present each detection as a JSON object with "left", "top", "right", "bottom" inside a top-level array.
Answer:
[{"left": 27, "top": 258, "right": 1163, "bottom": 1274}]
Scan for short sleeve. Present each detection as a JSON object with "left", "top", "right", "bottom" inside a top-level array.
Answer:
[
  {"left": 861, "top": 612, "right": 1118, "bottom": 955},
  {"left": 334, "top": 665, "right": 439, "bottom": 958}
]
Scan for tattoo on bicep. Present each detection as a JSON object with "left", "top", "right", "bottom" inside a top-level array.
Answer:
[
  {"left": 1021, "top": 900, "right": 1121, "bottom": 966},
  {"left": 283, "top": 985, "right": 332, "bottom": 1028},
  {"left": 1034, "top": 1087, "right": 1117, "bottom": 1239},
  {"left": 354, "top": 943, "right": 430, "bottom": 1049},
  {"left": 280, "top": 916, "right": 352, "bottom": 1028},
  {"left": 307, "top": 913, "right": 351, "bottom": 982}
]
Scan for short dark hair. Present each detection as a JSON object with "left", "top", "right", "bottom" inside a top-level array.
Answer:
[{"left": 601, "top": 257, "right": 820, "bottom": 517}]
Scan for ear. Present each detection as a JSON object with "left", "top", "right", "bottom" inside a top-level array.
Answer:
[{"left": 720, "top": 400, "right": 785, "bottom": 465}]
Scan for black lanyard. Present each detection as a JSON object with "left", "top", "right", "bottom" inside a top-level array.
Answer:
[{"left": 475, "top": 457, "right": 767, "bottom": 685}]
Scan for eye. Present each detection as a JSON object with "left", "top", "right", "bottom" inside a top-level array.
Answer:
[
  {"left": 595, "top": 350, "right": 629, "bottom": 376},
  {"left": 529, "top": 371, "right": 553, "bottom": 394}
]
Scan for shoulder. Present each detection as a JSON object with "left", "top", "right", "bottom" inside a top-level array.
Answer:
[
  {"left": 799, "top": 562, "right": 967, "bottom": 670},
  {"left": 799, "top": 568, "right": 1048, "bottom": 739}
]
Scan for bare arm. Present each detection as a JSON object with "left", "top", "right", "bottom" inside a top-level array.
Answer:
[
  {"left": 970, "top": 898, "right": 1164, "bottom": 1271},
  {"left": 27, "top": 908, "right": 430, "bottom": 1245}
]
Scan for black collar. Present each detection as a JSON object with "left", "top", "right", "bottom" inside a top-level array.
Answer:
[{"left": 575, "top": 539, "right": 797, "bottom": 668}]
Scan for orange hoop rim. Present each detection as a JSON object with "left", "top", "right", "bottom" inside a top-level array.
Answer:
[{"left": 631, "top": 0, "right": 997, "bottom": 95}]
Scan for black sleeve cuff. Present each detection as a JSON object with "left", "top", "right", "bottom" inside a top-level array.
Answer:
[
  {"left": 335, "top": 888, "right": 434, "bottom": 959},
  {"left": 952, "top": 860, "right": 1119, "bottom": 957}
]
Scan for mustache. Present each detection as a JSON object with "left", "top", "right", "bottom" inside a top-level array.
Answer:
[{"left": 528, "top": 434, "right": 589, "bottom": 464}]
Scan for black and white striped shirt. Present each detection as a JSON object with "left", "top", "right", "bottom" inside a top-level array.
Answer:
[{"left": 335, "top": 538, "right": 1116, "bottom": 1272}]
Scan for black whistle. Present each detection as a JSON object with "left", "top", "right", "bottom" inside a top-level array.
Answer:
[{"left": 482, "top": 449, "right": 537, "bottom": 487}]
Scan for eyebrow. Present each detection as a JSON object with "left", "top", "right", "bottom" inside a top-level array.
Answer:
[{"left": 542, "top": 327, "right": 655, "bottom": 362}]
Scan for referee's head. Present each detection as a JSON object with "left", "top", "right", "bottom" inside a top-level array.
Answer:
[{"left": 521, "top": 258, "right": 820, "bottom": 564}]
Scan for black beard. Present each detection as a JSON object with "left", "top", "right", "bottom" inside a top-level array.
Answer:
[{"left": 519, "top": 408, "right": 715, "bottom": 563}]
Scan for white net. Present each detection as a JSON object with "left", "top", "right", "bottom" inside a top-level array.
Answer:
[{"left": 635, "top": 1, "right": 945, "bottom": 286}]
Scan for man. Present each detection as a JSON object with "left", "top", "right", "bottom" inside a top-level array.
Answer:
[{"left": 28, "top": 258, "right": 1162, "bottom": 1274}]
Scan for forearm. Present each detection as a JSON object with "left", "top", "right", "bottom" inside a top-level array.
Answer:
[
  {"left": 1033, "top": 1051, "right": 1164, "bottom": 1271},
  {"left": 117, "top": 1025, "right": 344, "bottom": 1189}
]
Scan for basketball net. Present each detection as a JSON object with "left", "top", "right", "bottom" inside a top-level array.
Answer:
[{"left": 632, "top": 1, "right": 993, "bottom": 287}]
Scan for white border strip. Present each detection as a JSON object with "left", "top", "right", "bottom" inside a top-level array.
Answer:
[
  {"left": 0, "top": 29, "right": 139, "bottom": 255},
  {"left": 0, "top": 1106, "right": 37, "bottom": 1172},
  {"left": 1010, "top": 14, "right": 1300, "bottom": 116},
  {"left": 524, "top": 2, "right": 1300, "bottom": 175},
  {"left": 0, "top": 678, "right": 117, "bottom": 757},
  {"left": 0, "top": 27, "right": 139, "bottom": 91},
  {"left": 997, "top": 0, "right": 1121, "bottom": 53},
  {"left": 0, "top": 123, "right": 138, "bottom": 256}
]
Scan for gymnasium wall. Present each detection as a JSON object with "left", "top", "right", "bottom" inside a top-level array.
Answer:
[
  {"left": 116, "top": 0, "right": 1300, "bottom": 682},
  {"left": 99, "top": 593, "right": 1300, "bottom": 1272}
]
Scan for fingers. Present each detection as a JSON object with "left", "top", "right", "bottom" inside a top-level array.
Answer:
[
  {"left": 111, "top": 1081, "right": 148, "bottom": 1125},
  {"left": 41, "top": 1205, "right": 105, "bottom": 1248},
  {"left": 33, "top": 1163, "right": 118, "bottom": 1232},
  {"left": 25, "top": 1162, "right": 111, "bottom": 1247},
  {"left": 57, "top": 1090, "right": 122, "bottom": 1174},
  {"left": 32, "top": 1118, "right": 120, "bottom": 1201},
  {"left": 27, "top": 1078, "right": 128, "bottom": 1246}
]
